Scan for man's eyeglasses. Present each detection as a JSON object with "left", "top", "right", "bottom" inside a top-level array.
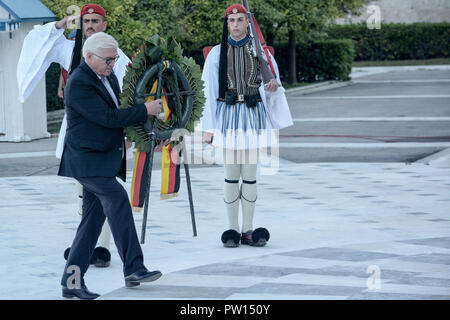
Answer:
[{"left": 92, "top": 53, "right": 119, "bottom": 66}]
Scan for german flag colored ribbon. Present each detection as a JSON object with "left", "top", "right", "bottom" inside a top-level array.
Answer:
[
  {"left": 160, "top": 144, "right": 181, "bottom": 200},
  {"left": 130, "top": 79, "right": 179, "bottom": 211},
  {"left": 130, "top": 148, "right": 149, "bottom": 212}
]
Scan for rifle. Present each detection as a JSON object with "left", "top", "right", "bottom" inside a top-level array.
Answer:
[{"left": 241, "top": 0, "right": 275, "bottom": 84}]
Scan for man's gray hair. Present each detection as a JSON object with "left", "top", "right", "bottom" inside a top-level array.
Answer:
[{"left": 82, "top": 32, "right": 118, "bottom": 58}]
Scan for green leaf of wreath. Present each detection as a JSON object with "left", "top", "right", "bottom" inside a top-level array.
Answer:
[{"left": 119, "top": 34, "right": 205, "bottom": 153}]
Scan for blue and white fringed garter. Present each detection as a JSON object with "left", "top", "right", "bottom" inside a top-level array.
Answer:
[{"left": 212, "top": 101, "right": 278, "bottom": 150}]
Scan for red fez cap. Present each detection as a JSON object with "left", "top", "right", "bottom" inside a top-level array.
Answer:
[
  {"left": 81, "top": 4, "right": 107, "bottom": 17},
  {"left": 225, "top": 4, "right": 248, "bottom": 17}
]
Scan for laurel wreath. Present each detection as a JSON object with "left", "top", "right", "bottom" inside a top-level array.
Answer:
[{"left": 119, "top": 35, "right": 205, "bottom": 152}]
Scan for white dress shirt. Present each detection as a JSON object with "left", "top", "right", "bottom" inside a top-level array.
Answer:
[{"left": 99, "top": 75, "right": 119, "bottom": 108}]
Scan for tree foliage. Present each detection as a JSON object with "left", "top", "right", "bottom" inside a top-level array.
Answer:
[
  {"left": 42, "top": 0, "right": 368, "bottom": 54},
  {"left": 41, "top": 0, "right": 157, "bottom": 57}
]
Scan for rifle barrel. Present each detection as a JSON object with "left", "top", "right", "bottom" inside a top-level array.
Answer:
[{"left": 241, "top": 0, "right": 274, "bottom": 83}]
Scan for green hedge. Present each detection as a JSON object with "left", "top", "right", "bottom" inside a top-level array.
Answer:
[
  {"left": 326, "top": 22, "right": 450, "bottom": 61},
  {"left": 273, "top": 39, "right": 355, "bottom": 82}
]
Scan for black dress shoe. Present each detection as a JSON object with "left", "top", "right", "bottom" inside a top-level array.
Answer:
[
  {"left": 62, "top": 285, "right": 100, "bottom": 300},
  {"left": 124, "top": 269, "right": 162, "bottom": 288}
]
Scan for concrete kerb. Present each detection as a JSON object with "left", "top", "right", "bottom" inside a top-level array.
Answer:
[
  {"left": 285, "top": 80, "right": 352, "bottom": 96},
  {"left": 283, "top": 65, "right": 388, "bottom": 96},
  {"left": 351, "top": 64, "right": 450, "bottom": 77},
  {"left": 414, "top": 147, "right": 450, "bottom": 166}
]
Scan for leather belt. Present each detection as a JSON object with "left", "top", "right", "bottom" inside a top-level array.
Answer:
[{"left": 218, "top": 91, "right": 262, "bottom": 108}]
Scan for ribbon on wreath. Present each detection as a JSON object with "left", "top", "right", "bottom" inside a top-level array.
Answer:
[{"left": 130, "top": 80, "right": 180, "bottom": 211}]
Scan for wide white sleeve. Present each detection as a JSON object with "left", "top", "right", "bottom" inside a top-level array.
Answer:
[
  {"left": 115, "top": 48, "right": 134, "bottom": 159},
  {"left": 197, "top": 45, "right": 220, "bottom": 133},
  {"left": 55, "top": 113, "right": 67, "bottom": 159},
  {"left": 260, "top": 51, "right": 293, "bottom": 129},
  {"left": 114, "top": 47, "right": 131, "bottom": 90},
  {"left": 17, "top": 22, "right": 75, "bottom": 103}
]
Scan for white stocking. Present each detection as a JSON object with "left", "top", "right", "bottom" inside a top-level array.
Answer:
[
  {"left": 97, "top": 220, "right": 111, "bottom": 250},
  {"left": 241, "top": 163, "right": 257, "bottom": 233},
  {"left": 224, "top": 162, "right": 241, "bottom": 232},
  {"left": 76, "top": 181, "right": 83, "bottom": 216}
]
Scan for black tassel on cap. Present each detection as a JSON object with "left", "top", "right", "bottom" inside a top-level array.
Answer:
[
  {"left": 69, "top": 19, "right": 83, "bottom": 75},
  {"left": 218, "top": 17, "right": 228, "bottom": 100}
]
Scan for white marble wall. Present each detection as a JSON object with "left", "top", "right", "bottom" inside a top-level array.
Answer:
[{"left": 337, "top": 0, "right": 450, "bottom": 24}]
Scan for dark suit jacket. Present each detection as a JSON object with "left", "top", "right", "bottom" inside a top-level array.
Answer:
[{"left": 58, "top": 61, "right": 147, "bottom": 182}]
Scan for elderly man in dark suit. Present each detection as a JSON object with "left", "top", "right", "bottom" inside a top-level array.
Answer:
[{"left": 58, "top": 32, "right": 162, "bottom": 299}]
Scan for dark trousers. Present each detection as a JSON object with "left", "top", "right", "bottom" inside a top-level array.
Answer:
[{"left": 61, "top": 176, "right": 145, "bottom": 287}]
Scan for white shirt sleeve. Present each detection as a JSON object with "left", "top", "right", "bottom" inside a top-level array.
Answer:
[
  {"left": 17, "top": 22, "right": 75, "bottom": 103},
  {"left": 198, "top": 45, "right": 221, "bottom": 133}
]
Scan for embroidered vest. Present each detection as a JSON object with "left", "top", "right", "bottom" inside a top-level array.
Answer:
[{"left": 226, "top": 36, "right": 261, "bottom": 98}]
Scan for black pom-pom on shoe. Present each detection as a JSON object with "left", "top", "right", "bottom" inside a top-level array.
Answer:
[
  {"left": 252, "top": 228, "right": 270, "bottom": 245},
  {"left": 221, "top": 229, "right": 240, "bottom": 248},
  {"left": 64, "top": 247, "right": 71, "bottom": 260},
  {"left": 241, "top": 228, "right": 270, "bottom": 247},
  {"left": 90, "top": 247, "right": 111, "bottom": 267}
]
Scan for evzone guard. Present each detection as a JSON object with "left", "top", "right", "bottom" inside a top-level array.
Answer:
[{"left": 200, "top": 3, "right": 293, "bottom": 247}]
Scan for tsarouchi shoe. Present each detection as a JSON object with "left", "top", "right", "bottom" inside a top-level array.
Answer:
[
  {"left": 221, "top": 229, "right": 241, "bottom": 248},
  {"left": 90, "top": 246, "right": 111, "bottom": 267},
  {"left": 241, "top": 228, "right": 270, "bottom": 247},
  {"left": 64, "top": 246, "right": 111, "bottom": 267}
]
